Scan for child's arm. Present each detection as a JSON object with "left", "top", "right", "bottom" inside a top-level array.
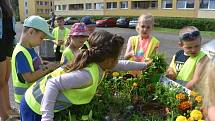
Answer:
[
  {"left": 208, "top": 106, "right": 215, "bottom": 121},
  {"left": 124, "top": 37, "right": 135, "bottom": 60},
  {"left": 41, "top": 69, "right": 93, "bottom": 121},
  {"left": 185, "top": 56, "right": 209, "bottom": 89},
  {"left": 22, "top": 62, "right": 60, "bottom": 83},
  {"left": 112, "top": 60, "right": 152, "bottom": 72},
  {"left": 166, "top": 55, "right": 177, "bottom": 80}
]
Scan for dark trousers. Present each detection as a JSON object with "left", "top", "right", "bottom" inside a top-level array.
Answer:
[
  {"left": 20, "top": 97, "right": 42, "bottom": 121},
  {"left": 55, "top": 46, "right": 62, "bottom": 61}
]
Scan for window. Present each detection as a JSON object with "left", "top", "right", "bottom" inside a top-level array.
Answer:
[
  {"left": 69, "top": 4, "right": 84, "bottom": 10},
  {"left": 200, "top": 0, "right": 215, "bottom": 9},
  {"left": 107, "top": 2, "right": 117, "bottom": 9},
  {"left": 94, "top": 3, "right": 104, "bottom": 10},
  {"left": 45, "top": 9, "right": 49, "bottom": 13},
  {"left": 86, "top": 3, "right": 92, "bottom": 10},
  {"left": 55, "top": 5, "right": 57, "bottom": 11},
  {"left": 25, "top": 2, "right": 28, "bottom": 7},
  {"left": 120, "top": 1, "right": 128, "bottom": 9},
  {"left": 39, "top": 1, "right": 43, "bottom": 6},
  {"left": 25, "top": 9, "right": 28, "bottom": 15},
  {"left": 58, "top": 5, "right": 62, "bottom": 11},
  {"left": 62, "top": 5, "right": 67, "bottom": 10},
  {"left": 44, "top": 2, "right": 49, "bottom": 5},
  {"left": 162, "top": 0, "right": 172, "bottom": 8},
  {"left": 177, "top": 0, "right": 194, "bottom": 9},
  {"left": 131, "top": 1, "right": 158, "bottom": 9}
]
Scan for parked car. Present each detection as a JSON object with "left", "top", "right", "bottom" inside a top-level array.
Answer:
[
  {"left": 129, "top": 18, "right": 138, "bottom": 28},
  {"left": 64, "top": 17, "right": 79, "bottom": 25},
  {"left": 96, "top": 17, "right": 116, "bottom": 27},
  {"left": 116, "top": 17, "right": 130, "bottom": 28}
]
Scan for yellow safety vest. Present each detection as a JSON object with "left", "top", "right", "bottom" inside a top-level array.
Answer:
[
  {"left": 25, "top": 63, "right": 100, "bottom": 115},
  {"left": 176, "top": 51, "right": 206, "bottom": 82},
  {"left": 11, "top": 44, "right": 34, "bottom": 103},
  {"left": 131, "top": 36, "right": 160, "bottom": 60},
  {"left": 52, "top": 27, "right": 70, "bottom": 52},
  {"left": 60, "top": 47, "right": 75, "bottom": 65}
]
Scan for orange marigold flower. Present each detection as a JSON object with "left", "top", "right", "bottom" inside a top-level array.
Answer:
[
  {"left": 176, "top": 93, "right": 186, "bottom": 101},
  {"left": 195, "top": 96, "right": 202, "bottom": 103},
  {"left": 190, "top": 91, "right": 198, "bottom": 97},
  {"left": 178, "top": 101, "right": 192, "bottom": 111}
]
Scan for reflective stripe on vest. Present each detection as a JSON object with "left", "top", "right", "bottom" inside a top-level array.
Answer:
[
  {"left": 176, "top": 51, "right": 206, "bottom": 82},
  {"left": 131, "top": 36, "right": 159, "bottom": 60},
  {"left": 60, "top": 47, "right": 75, "bottom": 64},
  {"left": 11, "top": 44, "right": 34, "bottom": 103},
  {"left": 53, "top": 27, "right": 70, "bottom": 52},
  {"left": 25, "top": 64, "right": 100, "bottom": 115}
]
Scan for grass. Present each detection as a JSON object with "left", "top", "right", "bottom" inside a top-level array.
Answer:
[{"left": 154, "top": 27, "right": 215, "bottom": 38}]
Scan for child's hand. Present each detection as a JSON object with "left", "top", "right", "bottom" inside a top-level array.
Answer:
[
  {"left": 145, "top": 59, "right": 153, "bottom": 67},
  {"left": 185, "top": 81, "right": 195, "bottom": 89},
  {"left": 166, "top": 69, "right": 176, "bottom": 80},
  {"left": 46, "top": 62, "right": 60, "bottom": 72},
  {"left": 125, "top": 50, "right": 136, "bottom": 59},
  {"left": 57, "top": 40, "right": 64, "bottom": 45}
]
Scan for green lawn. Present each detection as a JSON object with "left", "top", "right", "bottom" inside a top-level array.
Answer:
[{"left": 154, "top": 27, "right": 215, "bottom": 38}]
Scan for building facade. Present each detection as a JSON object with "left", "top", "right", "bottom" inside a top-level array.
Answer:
[
  {"left": 53, "top": 0, "right": 215, "bottom": 18},
  {"left": 19, "top": 0, "right": 54, "bottom": 22}
]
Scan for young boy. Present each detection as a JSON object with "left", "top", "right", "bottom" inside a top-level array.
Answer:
[
  {"left": 52, "top": 16, "right": 70, "bottom": 61},
  {"left": 11, "top": 16, "right": 59, "bottom": 104},
  {"left": 166, "top": 26, "right": 208, "bottom": 89}
]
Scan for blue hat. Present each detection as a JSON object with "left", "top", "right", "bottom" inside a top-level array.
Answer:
[
  {"left": 80, "top": 16, "right": 96, "bottom": 27},
  {"left": 23, "top": 15, "right": 54, "bottom": 39}
]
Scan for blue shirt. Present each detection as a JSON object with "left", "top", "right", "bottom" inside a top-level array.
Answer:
[{"left": 16, "top": 48, "right": 42, "bottom": 83}]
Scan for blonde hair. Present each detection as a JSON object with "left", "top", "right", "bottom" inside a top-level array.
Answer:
[
  {"left": 136, "top": 13, "right": 154, "bottom": 32},
  {"left": 199, "top": 60, "right": 215, "bottom": 107}
]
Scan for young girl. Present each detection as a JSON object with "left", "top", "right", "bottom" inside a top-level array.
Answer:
[
  {"left": 124, "top": 13, "right": 160, "bottom": 62},
  {"left": 60, "top": 23, "right": 89, "bottom": 64},
  {"left": 199, "top": 40, "right": 215, "bottom": 121},
  {"left": 20, "top": 30, "right": 152, "bottom": 121}
]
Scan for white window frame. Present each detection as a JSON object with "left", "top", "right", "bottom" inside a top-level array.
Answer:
[
  {"left": 94, "top": 3, "right": 104, "bottom": 10},
  {"left": 106, "top": 2, "right": 117, "bottom": 9},
  {"left": 200, "top": 0, "right": 215, "bottom": 10},
  {"left": 120, "top": 1, "right": 128, "bottom": 9},
  {"left": 176, "top": 0, "right": 195, "bottom": 9},
  {"left": 86, "top": 3, "right": 93, "bottom": 10},
  {"left": 162, "top": 0, "right": 173, "bottom": 9}
]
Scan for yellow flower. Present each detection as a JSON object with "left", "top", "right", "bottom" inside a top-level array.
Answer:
[
  {"left": 190, "top": 110, "right": 203, "bottom": 120},
  {"left": 176, "top": 116, "right": 188, "bottom": 121},
  {"left": 195, "top": 96, "right": 202, "bottom": 103},
  {"left": 190, "top": 91, "right": 198, "bottom": 97},
  {"left": 176, "top": 93, "right": 186, "bottom": 101},
  {"left": 198, "top": 120, "right": 205, "bottom": 121},
  {"left": 112, "top": 72, "right": 119, "bottom": 77},
  {"left": 188, "top": 117, "right": 194, "bottom": 121}
]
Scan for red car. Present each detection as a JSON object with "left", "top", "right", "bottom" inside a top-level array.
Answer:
[{"left": 96, "top": 17, "right": 116, "bottom": 27}]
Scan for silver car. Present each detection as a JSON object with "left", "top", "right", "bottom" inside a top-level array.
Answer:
[{"left": 129, "top": 18, "right": 138, "bottom": 28}]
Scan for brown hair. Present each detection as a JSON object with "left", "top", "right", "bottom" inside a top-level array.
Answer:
[
  {"left": 136, "top": 13, "right": 154, "bottom": 32},
  {"left": 64, "top": 30, "right": 124, "bottom": 72},
  {"left": 0, "top": 0, "right": 13, "bottom": 17},
  {"left": 179, "top": 26, "right": 201, "bottom": 42}
]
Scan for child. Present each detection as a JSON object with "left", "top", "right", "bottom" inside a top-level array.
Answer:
[
  {"left": 60, "top": 23, "right": 89, "bottom": 64},
  {"left": 52, "top": 16, "right": 70, "bottom": 61},
  {"left": 166, "top": 26, "right": 208, "bottom": 89},
  {"left": 20, "top": 30, "right": 152, "bottom": 121},
  {"left": 124, "top": 13, "right": 160, "bottom": 62},
  {"left": 199, "top": 40, "right": 215, "bottom": 121},
  {"left": 11, "top": 16, "right": 59, "bottom": 104}
]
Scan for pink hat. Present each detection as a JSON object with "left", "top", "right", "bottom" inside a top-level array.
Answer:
[{"left": 69, "top": 23, "right": 89, "bottom": 36}]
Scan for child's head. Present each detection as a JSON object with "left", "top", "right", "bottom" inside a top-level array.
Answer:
[
  {"left": 22, "top": 15, "right": 54, "bottom": 47},
  {"left": 80, "top": 16, "right": 96, "bottom": 34},
  {"left": 65, "top": 30, "right": 124, "bottom": 72},
  {"left": 66, "top": 23, "right": 89, "bottom": 48},
  {"left": 136, "top": 13, "right": 154, "bottom": 38},
  {"left": 56, "top": 16, "right": 65, "bottom": 28},
  {"left": 178, "top": 26, "right": 201, "bottom": 57}
]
